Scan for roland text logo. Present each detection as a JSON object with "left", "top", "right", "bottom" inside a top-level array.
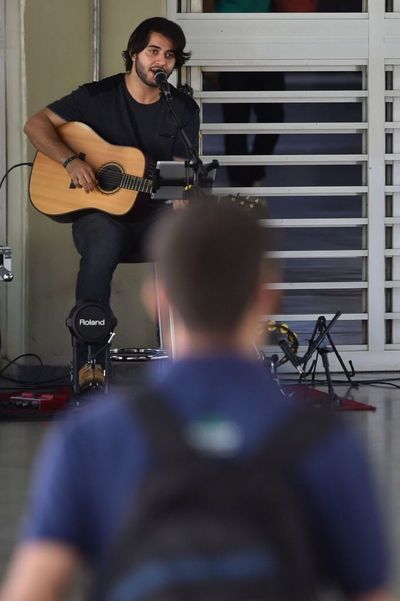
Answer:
[{"left": 79, "top": 318, "right": 106, "bottom": 326}]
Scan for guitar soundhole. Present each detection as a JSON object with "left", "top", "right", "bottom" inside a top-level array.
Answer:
[{"left": 96, "top": 163, "right": 123, "bottom": 194}]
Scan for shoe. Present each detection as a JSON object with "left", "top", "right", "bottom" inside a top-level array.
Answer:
[{"left": 78, "top": 363, "right": 105, "bottom": 391}]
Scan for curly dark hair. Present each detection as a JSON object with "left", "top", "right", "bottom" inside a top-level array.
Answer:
[{"left": 122, "top": 17, "right": 191, "bottom": 72}]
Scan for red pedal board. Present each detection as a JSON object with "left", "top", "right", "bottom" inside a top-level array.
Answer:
[{"left": 0, "top": 388, "right": 70, "bottom": 418}]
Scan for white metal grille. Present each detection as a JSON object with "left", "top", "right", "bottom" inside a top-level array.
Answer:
[
  {"left": 0, "top": 0, "right": 6, "bottom": 247},
  {"left": 167, "top": 0, "right": 400, "bottom": 370},
  {"left": 0, "top": 0, "right": 7, "bottom": 359}
]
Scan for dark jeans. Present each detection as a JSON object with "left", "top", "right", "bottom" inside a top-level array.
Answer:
[
  {"left": 71, "top": 211, "right": 159, "bottom": 369},
  {"left": 220, "top": 72, "right": 284, "bottom": 186},
  {"left": 72, "top": 212, "right": 158, "bottom": 306}
]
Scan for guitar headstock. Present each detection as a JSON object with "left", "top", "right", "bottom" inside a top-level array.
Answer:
[
  {"left": 217, "top": 193, "right": 266, "bottom": 216},
  {"left": 180, "top": 190, "right": 267, "bottom": 216}
]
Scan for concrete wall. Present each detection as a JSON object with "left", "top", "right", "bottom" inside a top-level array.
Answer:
[{"left": 23, "top": 0, "right": 163, "bottom": 365}]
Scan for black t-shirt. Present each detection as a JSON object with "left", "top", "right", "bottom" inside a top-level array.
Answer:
[{"left": 48, "top": 73, "right": 200, "bottom": 220}]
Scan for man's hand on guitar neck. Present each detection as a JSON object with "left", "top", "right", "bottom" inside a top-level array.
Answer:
[{"left": 65, "top": 158, "right": 98, "bottom": 193}]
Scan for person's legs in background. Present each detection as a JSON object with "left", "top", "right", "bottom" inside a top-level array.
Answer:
[
  {"left": 252, "top": 71, "right": 284, "bottom": 184},
  {"left": 221, "top": 71, "right": 284, "bottom": 187},
  {"left": 221, "top": 72, "right": 253, "bottom": 187}
]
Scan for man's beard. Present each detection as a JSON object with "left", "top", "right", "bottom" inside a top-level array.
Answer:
[{"left": 135, "top": 57, "right": 159, "bottom": 88}]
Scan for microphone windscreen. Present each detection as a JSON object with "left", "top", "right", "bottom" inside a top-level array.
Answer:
[{"left": 154, "top": 70, "right": 167, "bottom": 84}]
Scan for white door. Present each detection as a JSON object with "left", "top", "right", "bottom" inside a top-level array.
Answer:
[
  {"left": 0, "top": 0, "right": 6, "bottom": 247},
  {"left": 167, "top": 0, "right": 400, "bottom": 371}
]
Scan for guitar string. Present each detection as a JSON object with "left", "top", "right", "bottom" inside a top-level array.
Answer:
[
  {"left": 94, "top": 174, "right": 258, "bottom": 208},
  {"left": 96, "top": 171, "right": 152, "bottom": 192},
  {"left": 94, "top": 173, "right": 258, "bottom": 206},
  {"left": 97, "top": 173, "right": 151, "bottom": 185},
  {"left": 97, "top": 172, "right": 151, "bottom": 185}
]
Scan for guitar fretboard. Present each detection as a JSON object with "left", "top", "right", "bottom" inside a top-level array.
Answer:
[{"left": 120, "top": 173, "right": 153, "bottom": 194}]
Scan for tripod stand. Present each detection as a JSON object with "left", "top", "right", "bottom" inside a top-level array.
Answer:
[
  {"left": 273, "top": 311, "right": 357, "bottom": 407},
  {"left": 299, "top": 312, "right": 357, "bottom": 407}
]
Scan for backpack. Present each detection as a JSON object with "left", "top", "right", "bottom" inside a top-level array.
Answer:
[{"left": 92, "top": 389, "right": 336, "bottom": 601}]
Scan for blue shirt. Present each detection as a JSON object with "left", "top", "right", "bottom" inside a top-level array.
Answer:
[{"left": 22, "top": 355, "right": 388, "bottom": 595}]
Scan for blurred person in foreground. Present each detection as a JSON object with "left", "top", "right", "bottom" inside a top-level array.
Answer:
[{"left": 0, "top": 204, "right": 396, "bottom": 601}]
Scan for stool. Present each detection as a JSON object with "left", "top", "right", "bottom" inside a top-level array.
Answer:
[{"left": 109, "top": 252, "right": 174, "bottom": 367}]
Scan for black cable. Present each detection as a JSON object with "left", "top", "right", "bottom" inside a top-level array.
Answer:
[
  {"left": 0, "top": 382, "right": 71, "bottom": 392},
  {"left": 0, "top": 162, "right": 108, "bottom": 389},
  {"left": 361, "top": 382, "right": 400, "bottom": 390},
  {"left": 280, "top": 376, "right": 400, "bottom": 389},
  {"left": 357, "top": 377, "right": 400, "bottom": 383},
  {"left": 0, "top": 353, "right": 70, "bottom": 387},
  {"left": 0, "top": 374, "right": 71, "bottom": 391},
  {"left": 0, "top": 161, "right": 71, "bottom": 389},
  {"left": 0, "top": 353, "right": 43, "bottom": 376},
  {"left": 0, "top": 353, "right": 44, "bottom": 385},
  {"left": 0, "top": 373, "right": 71, "bottom": 386},
  {"left": 0, "top": 162, "right": 33, "bottom": 190}
]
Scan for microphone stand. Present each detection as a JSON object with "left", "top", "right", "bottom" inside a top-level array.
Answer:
[
  {"left": 271, "top": 311, "right": 357, "bottom": 408},
  {"left": 158, "top": 87, "right": 218, "bottom": 199}
]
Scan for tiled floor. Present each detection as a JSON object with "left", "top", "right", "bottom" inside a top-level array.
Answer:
[
  {"left": 0, "top": 419, "right": 46, "bottom": 578},
  {"left": 0, "top": 370, "right": 399, "bottom": 598}
]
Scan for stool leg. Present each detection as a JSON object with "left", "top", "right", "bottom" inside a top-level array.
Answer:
[
  {"left": 153, "top": 263, "right": 175, "bottom": 356},
  {"left": 71, "top": 336, "right": 80, "bottom": 395},
  {"left": 154, "top": 263, "right": 164, "bottom": 350},
  {"left": 104, "top": 344, "right": 111, "bottom": 393},
  {"left": 167, "top": 305, "right": 176, "bottom": 359}
]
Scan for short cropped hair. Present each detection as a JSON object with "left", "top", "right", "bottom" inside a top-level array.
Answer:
[
  {"left": 122, "top": 17, "right": 191, "bottom": 72},
  {"left": 148, "top": 204, "right": 267, "bottom": 333}
]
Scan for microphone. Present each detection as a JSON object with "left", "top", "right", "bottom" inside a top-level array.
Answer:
[{"left": 154, "top": 70, "right": 172, "bottom": 104}]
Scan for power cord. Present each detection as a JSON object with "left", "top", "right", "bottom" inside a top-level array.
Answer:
[
  {"left": 0, "top": 162, "right": 33, "bottom": 190},
  {"left": 0, "top": 163, "right": 71, "bottom": 389},
  {"left": 0, "top": 352, "right": 70, "bottom": 387},
  {"left": 280, "top": 376, "right": 400, "bottom": 390}
]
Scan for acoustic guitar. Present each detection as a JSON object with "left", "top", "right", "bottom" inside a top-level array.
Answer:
[
  {"left": 29, "top": 121, "right": 152, "bottom": 220},
  {"left": 29, "top": 121, "right": 265, "bottom": 220}
]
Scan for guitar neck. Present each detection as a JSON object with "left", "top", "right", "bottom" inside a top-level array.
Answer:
[{"left": 121, "top": 173, "right": 153, "bottom": 194}]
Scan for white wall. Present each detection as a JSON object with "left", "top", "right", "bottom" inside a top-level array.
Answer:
[{"left": 3, "top": 0, "right": 163, "bottom": 365}]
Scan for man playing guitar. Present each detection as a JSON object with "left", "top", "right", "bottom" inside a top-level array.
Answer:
[{"left": 24, "top": 17, "right": 200, "bottom": 391}]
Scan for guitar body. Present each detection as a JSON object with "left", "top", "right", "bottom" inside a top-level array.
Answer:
[{"left": 29, "top": 122, "right": 148, "bottom": 220}]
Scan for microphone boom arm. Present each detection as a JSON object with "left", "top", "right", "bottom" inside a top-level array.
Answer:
[{"left": 155, "top": 70, "right": 217, "bottom": 190}]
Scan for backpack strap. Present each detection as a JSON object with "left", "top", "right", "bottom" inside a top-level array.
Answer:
[
  {"left": 131, "top": 386, "right": 338, "bottom": 470},
  {"left": 130, "top": 387, "right": 197, "bottom": 459}
]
